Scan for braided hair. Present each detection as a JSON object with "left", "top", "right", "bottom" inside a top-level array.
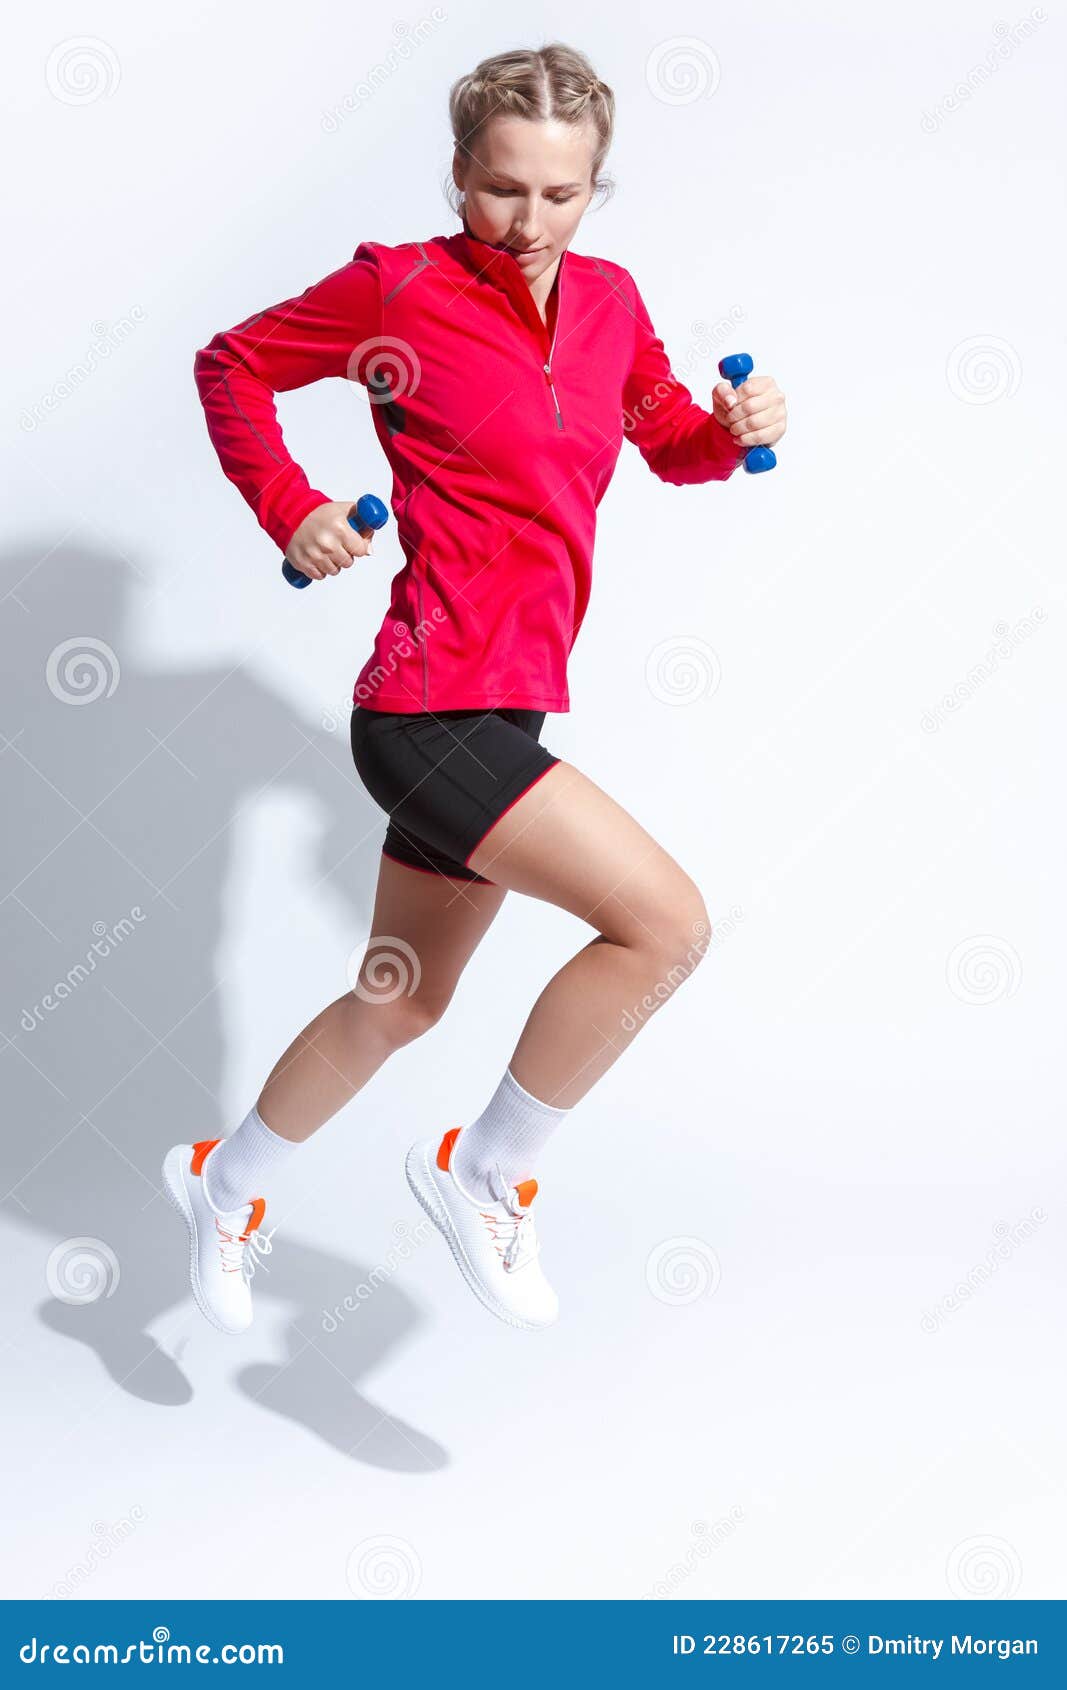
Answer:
[{"left": 446, "top": 43, "right": 615, "bottom": 216}]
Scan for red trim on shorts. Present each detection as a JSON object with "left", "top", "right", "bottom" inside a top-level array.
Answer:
[
  {"left": 381, "top": 847, "right": 494, "bottom": 887},
  {"left": 462, "top": 761, "right": 559, "bottom": 868}
]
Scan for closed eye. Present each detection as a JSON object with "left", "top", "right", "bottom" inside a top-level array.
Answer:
[{"left": 487, "top": 187, "right": 577, "bottom": 204}]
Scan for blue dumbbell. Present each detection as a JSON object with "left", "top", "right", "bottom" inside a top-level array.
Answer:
[
  {"left": 282, "top": 493, "right": 390, "bottom": 587},
  {"left": 718, "top": 354, "right": 776, "bottom": 474}
]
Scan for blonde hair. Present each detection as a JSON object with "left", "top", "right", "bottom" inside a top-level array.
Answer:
[{"left": 446, "top": 43, "right": 615, "bottom": 217}]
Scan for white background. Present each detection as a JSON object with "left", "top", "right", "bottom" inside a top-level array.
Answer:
[{"left": 2, "top": 2, "right": 1063, "bottom": 1601}]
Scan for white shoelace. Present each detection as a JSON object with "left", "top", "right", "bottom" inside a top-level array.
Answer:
[
  {"left": 215, "top": 1215, "right": 275, "bottom": 1283},
  {"left": 486, "top": 1164, "right": 538, "bottom": 1272}
]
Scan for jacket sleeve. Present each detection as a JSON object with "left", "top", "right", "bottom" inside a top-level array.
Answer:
[
  {"left": 193, "top": 244, "right": 381, "bottom": 554},
  {"left": 622, "top": 273, "right": 748, "bottom": 485}
]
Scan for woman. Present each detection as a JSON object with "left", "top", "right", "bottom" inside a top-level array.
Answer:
[{"left": 165, "top": 42, "right": 787, "bottom": 1335}]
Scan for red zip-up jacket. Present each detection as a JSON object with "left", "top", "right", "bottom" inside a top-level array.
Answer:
[{"left": 193, "top": 218, "right": 747, "bottom": 712}]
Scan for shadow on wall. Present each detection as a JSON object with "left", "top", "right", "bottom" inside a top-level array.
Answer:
[{"left": 1, "top": 540, "right": 447, "bottom": 1473}]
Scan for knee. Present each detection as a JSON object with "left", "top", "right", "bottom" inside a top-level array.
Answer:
[
  {"left": 343, "top": 979, "right": 451, "bottom": 1048},
  {"left": 642, "top": 883, "right": 712, "bottom": 985},
  {"left": 375, "top": 990, "right": 452, "bottom": 1047}
]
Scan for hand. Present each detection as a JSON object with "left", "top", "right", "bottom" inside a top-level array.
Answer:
[
  {"left": 712, "top": 375, "right": 787, "bottom": 449},
  {"left": 284, "top": 500, "right": 376, "bottom": 583}
]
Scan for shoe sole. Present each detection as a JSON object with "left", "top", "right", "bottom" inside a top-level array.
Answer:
[
  {"left": 161, "top": 1146, "right": 249, "bottom": 1336},
  {"left": 404, "top": 1141, "right": 552, "bottom": 1332}
]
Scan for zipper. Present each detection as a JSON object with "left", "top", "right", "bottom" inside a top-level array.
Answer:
[
  {"left": 541, "top": 257, "right": 565, "bottom": 431},
  {"left": 543, "top": 359, "right": 564, "bottom": 430}
]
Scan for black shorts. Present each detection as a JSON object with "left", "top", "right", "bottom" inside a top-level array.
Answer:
[{"left": 350, "top": 705, "right": 560, "bottom": 884}]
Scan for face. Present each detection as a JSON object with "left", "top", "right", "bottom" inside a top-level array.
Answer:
[{"left": 454, "top": 115, "right": 596, "bottom": 281}]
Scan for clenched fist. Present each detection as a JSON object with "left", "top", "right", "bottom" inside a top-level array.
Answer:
[
  {"left": 712, "top": 375, "right": 787, "bottom": 449},
  {"left": 284, "top": 500, "right": 377, "bottom": 583}
]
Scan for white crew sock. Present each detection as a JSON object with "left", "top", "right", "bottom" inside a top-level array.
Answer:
[
  {"left": 451, "top": 1067, "right": 570, "bottom": 1202},
  {"left": 200, "top": 1103, "right": 297, "bottom": 1214}
]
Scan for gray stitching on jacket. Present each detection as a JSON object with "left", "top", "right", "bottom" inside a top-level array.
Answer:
[
  {"left": 382, "top": 242, "right": 438, "bottom": 305},
  {"left": 212, "top": 353, "right": 285, "bottom": 465}
]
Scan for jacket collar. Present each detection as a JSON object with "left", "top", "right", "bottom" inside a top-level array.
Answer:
[
  {"left": 454, "top": 213, "right": 565, "bottom": 340},
  {"left": 456, "top": 212, "right": 565, "bottom": 290},
  {"left": 458, "top": 210, "right": 520, "bottom": 279}
]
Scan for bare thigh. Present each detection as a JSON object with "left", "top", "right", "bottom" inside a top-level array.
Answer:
[
  {"left": 354, "top": 851, "right": 509, "bottom": 1020},
  {"left": 466, "top": 762, "right": 709, "bottom": 956}
]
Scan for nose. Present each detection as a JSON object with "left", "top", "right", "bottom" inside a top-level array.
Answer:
[{"left": 508, "top": 206, "right": 545, "bottom": 249}]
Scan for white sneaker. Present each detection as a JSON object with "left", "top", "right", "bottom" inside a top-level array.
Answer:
[
  {"left": 161, "top": 1138, "right": 273, "bottom": 1334},
  {"left": 405, "top": 1126, "right": 558, "bottom": 1330}
]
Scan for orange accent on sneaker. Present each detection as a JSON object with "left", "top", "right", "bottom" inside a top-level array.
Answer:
[
  {"left": 437, "top": 1127, "right": 462, "bottom": 1171},
  {"left": 190, "top": 1138, "right": 221, "bottom": 1176},
  {"left": 241, "top": 1197, "right": 266, "bottom": 1240},
  {"left": 515, "top": 1179, "right": 538, "bottom": 1207}
]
